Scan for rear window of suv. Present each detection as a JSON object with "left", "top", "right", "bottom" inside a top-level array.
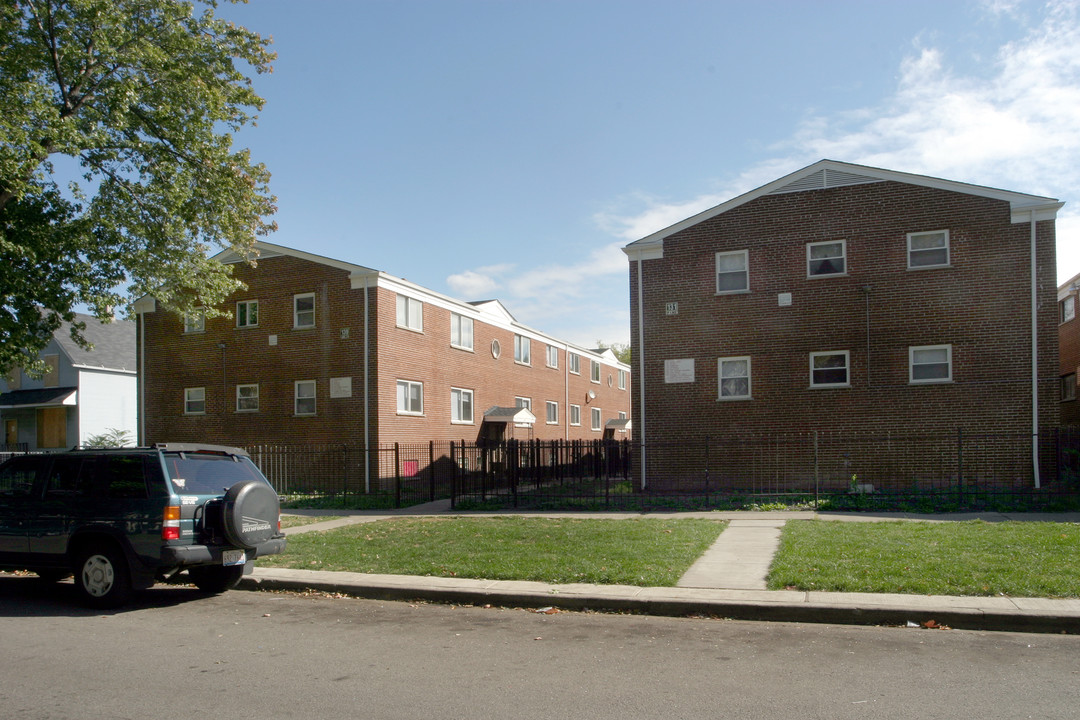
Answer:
[{"left": 162, "top": 452, "right": 268, "bottom": 495}]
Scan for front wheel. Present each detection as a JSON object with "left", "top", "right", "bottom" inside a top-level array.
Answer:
[
  {"left": 188, "top": 565, "right": 245, "bottom": 594},
  {"left": 74, "top": 544, "right": 132, "bottom": 609}
]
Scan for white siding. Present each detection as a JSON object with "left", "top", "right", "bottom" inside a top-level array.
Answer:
[{"left": 77, "top": 370, "right": 138, "bottom": 444}]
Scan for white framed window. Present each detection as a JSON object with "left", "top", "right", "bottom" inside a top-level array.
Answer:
[
  {"left": 546, "top": 401, "right": 558, "bottom": 424},
  {"left": 294, "top": 293, "right": 315, "bottom": 328},
  {"left": 236, "top": 300, "right": 259, "bottom": 328},
  {"left": 397, "top": 380, "right": 423, "bottom": 415},
  {"left": 590, "top": 359, "right": 600, "bottom": 383},
  {"left": 909, "top": 345, "right": 952, "bottom": 384},
  {"left": 810, "top": 351, "right": 850, "bottom": 388},
  {"left": 396, "top": 294, "right": 423, "bottom": 332},
  {"left": 184, "top": 309, "right": 205, "bottom": 333},
  {"left": 450, "top": 313, "right": 473, "bottom": 350},
  {"left": 451, "top": 387, "right": 473, "bottom": 424},
  {"left": 515, "top": 396, "right": 532, "bottom": 411},
  {"left": 1062, "top": 374, "right": 1077, "bottom": 402},
  {"left": 908, "top": 230, "right": 950, "bottom": 269},
  {"left": 546, "top": 345, "right": 558, "bottom": 369},
  {"left": 184, "top": 387, "right": 206, "bottom": 415},
  {"left": 618, "top": 369, "right": 627, "bottom": 390},
  {"left": 1061, "top": 296, "right": 1076, "bottom": 323},
  {"left": 236, "top": 384, "right": 259, "bottom": 412},
  {"left": 570, "top": 404, "right": 581, "bottom": 426},
  {"left": 718, "top": 356, "right": 751, "bottom": 400},
  {"left": 716, "top": 250, "right": 749, "bottom": 294},
  {"left": 807, "top": 240, "right": 846, "bottom": 277},
  {"left": 568, "top": 352, "right": 581, "bottom": 374},
  {"left": 294, "top": 380, "right": 316, "bottom": 415},
  {"left": 591, "top": 407, "right": 602, "bottom": 431},
  {"left": 514, "top": 335, "right": 531, "bottom": 365}
]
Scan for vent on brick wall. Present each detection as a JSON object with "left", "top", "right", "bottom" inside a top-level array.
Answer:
[{"left": 769, "top": 168, "right": 882, "bottom": 195}]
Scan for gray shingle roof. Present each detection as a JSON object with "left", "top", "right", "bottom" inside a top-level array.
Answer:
[{"left": 54, "top": 313, "right": 136, "bottom": 372}]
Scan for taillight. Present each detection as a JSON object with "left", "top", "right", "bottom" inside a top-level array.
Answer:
[{"left": 162, "top": 505, "right": 181, "bottom": 541}]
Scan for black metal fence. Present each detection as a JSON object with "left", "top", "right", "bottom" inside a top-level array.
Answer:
[{"left": 239, "top": 428, "right": 1080, "bottom": 510}]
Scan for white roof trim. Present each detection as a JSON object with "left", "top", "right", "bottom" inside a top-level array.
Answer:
[
  {"left": 623, "top": 159, "right": 1062, "bottom": 259},
  {"left": 215, "top": 240, "right": 378, "bottom": 275}
]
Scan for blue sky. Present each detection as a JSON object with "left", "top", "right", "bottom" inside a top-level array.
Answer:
[{"left": 216, "top": 0, "right": 1080, "bottom": 347}]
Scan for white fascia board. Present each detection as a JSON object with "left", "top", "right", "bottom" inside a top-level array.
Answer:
[
  {"left": 622, "top": 241, "right": 664, "bottom": 261},
  {"left": 1011, "top": 201, "right": 1065, "bottom": 224},
  {"left": 1059, "top": 271, "right": 1080, "bottom": 297},
  {"left": 71, "top": 364, "right": 137, "bottom": 375},
  {"left": 215, "top": 240, "right": 378, "bottom": 275},
  {"left": 625, "top": 159, "right": 1062, "bottom": 247},
  {"left": 132, "top": 296, "right": 157, "bottom": 314}
]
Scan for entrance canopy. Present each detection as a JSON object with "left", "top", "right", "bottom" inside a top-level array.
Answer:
[{"left": 482, "top": 406, "right": 536, "bottom": 425}]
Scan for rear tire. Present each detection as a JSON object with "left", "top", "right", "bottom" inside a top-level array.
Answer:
[
  {"left": 74, "top": 544, "right": 132, "bottom": 609},
  {"left": 188, "top": 565, "right": 245, "bottom": 594}
]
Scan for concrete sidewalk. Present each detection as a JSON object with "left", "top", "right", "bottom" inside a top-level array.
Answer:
[{"left": 239, "top": 507, "right": 1080, "bottom": 634}]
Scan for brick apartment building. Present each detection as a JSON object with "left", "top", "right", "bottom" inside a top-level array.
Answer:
[
  {"left": 623, "top": 160, "right": 1062, "bottom": 490},
  {"left": 1060, "top": 273, "right": 1080, "bottom": 426},
  {"left": 135, "top": 242, "right": 631, "bottom": 457}
]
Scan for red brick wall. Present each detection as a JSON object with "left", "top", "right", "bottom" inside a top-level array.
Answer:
[
  {"left": 140, "top": 255, "right": 632, "bottom": 448},
  {"left": 630, "top": 181, "right": 1059, "bottom": 447},
  {"left": 1060, "top": 282, "right": 1080, "bottom": 426}
]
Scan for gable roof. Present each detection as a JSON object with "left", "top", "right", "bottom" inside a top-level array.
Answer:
[
  {"left": 214, "top": 240, "right": 377, "bottom": 275},
  {"left": 55, "top": 314, "right": 136, "bottom": 372},
  {"left": 623, "top": 159, "right": 1063, "bottom": 260}
]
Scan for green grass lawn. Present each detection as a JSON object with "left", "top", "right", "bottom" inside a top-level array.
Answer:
[
  {"left": 768, "top": 520, "right": 1080, "bottom": 597},
  {"left": 261, "top": 516, "right": 725, "bottom": 587}
]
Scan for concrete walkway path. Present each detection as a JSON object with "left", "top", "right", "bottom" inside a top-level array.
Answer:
[{"left": 677, "top": 517, "right": 786, "bottom": 590}]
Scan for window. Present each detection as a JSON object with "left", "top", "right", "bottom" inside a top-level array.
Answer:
[
  {"left": 236, "top": 300, "right": 259, "bottom": 328},
  {"left": 184, "top": 387, "right": 205, "bottom": 415},
  {"left": 451, "top": 388, "right": 473, "bottom": 423},
  {"left": 810, "top": 351, "right": 850, "bottom": 388},
  {"left": 450, "top": 313, "right": 473, "bottom": 350},
  {"left": 294, "top": 380, "right": 316, "bottom": 415},
  {"left": 546, "top": 345, "right": 558, "bottom": 369},
  {"left": 718, "top": 356, "right": 751, "bottom": 400},
  {"left": 396, "top": 380, "right": 423, "bottom": 415},
  {"left": 591, "top": 407, "right": 602, "bottom": 431},
  {"left": 546, "top": 401, "right": 558, "bottom": 424},
  {"left": 591, "top": 360, "right": 600, "bottom": 383},
  {"left": 1062, "top": 296, "right": 1076, "bottom": 323},
  {"left": 294, "top": 293, "right": 315, "bottom": 328},
  {"left": 6, "top": 368, "right": 20, "bottom": 390},
  {"left": 908, "top": 230, "right": 950, "bottom": 269},
  {"left": 909, "top": 345, "right": 952, "bottom": 384},
  {"left": 568, "top": 352, "right": 581, "bottom": 375},
  {"left": 618, "top": 369, "right": 627, "bottom": 390},
  {"left": 716, "top": 250, "right": 749, "bottom": 293},
  {"left": 1062, "top": 374, "right": 1077, "bottom": 402},
  {"left": 807, "top": 240, "right": 846, "bottom": 277},
  {"left": 515, "top": 396, "right": 532, "bottom": 411},
  {"left": 184, "top": 309, "right": 205, "bottom": 333},
  {"left": 42, "top": 354, "right": 59, "bottom": 388},
  {"left": 514, "top": 335, "right": 531, "bottom": 365},
  {"left": 396, "top": 294, "right": 423, "bottom": 332},
  {"left": 236, "top": 384, "right": 259, "bottom": 412},
  {"left": 570, "top": 404, "right": 581, "bottom": 426}
]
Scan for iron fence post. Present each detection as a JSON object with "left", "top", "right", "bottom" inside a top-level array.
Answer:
[
  {"left": 429, "top": 440, "right": 436, "bottom": 502},
  {"left": 957, "top": 427, "right": 964, "bottom": 505},
  {"left": 394, "top": 442, "right": 401, "bottom": 509},
  {"left": 813, "top": 431, "right": 819, "bottom": 507}
]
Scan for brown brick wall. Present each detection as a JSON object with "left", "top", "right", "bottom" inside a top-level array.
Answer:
[
  {"left": 140, "top": 255, "right": 631, "bottom": 448},
  {"left": 629, "top": 181, "right": 1059, "bottom": 448},
  {"left": 1060, "top": 282, "right": 1080, "bottom": 426}
]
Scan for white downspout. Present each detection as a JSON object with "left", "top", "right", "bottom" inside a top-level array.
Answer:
[
  {"left": 1030, "top": 212, "right": 1041, "bottom": 489},
  {"left": 363, "top": 275, "right": 371, "bottom": 493},
  {"left": 636, "top": 257, "right": 647, "bottom": 490},
  {"left": 138, "top": 311, "right": 145, "bottom": 445}
]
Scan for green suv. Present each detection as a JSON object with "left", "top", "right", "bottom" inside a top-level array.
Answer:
[{"left": 0, "top": 443, "right": 286, "bottom": 608}]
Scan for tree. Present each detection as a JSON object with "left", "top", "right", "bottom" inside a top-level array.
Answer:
[
  {"left": 0, "top": 0, "right": 276, "bottom": 374},
  {"left": 595, "top": 340, "right": 631, "bottom": 365}
]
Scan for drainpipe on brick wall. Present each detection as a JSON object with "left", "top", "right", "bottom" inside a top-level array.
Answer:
[
  {"left": 635, "top": 257, "right": 647, "bottom": 490},
  {"left": 1030, "top": 212, "right": 1041, "bottom": 489},
  {"left": 138, "top": 311, "right": 145, "bottom": 445},
  {"left": 363, "top": 275, "right": 371, "bottom": 494}
]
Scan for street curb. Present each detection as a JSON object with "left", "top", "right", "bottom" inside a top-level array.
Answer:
[{"left": 237, "top": 573, "right": 1080, "bottom": 635}]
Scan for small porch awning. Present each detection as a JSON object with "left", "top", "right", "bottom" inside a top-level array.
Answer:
[
  {"left": 605, "top": 418, "right": 632, "bottom": 432},
  {"left": 483, "top": 406, "right": 536, "bottom": 425},
  {"left": 0, "top": 387, "right": 78, "bottom": 409}
]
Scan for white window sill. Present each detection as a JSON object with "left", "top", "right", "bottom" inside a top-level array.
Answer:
[
  {"left": 397, "top": 325, "right": 424, "bottom": 334},
  {"left": 715, "top": 289, "right": 751, "bottom": 296},
  {"left": 907, "top": 264, "right": 951, "bottom": 271},
  {"left": 451, "top": 344, "right": 474, "bottom": 352},
  {"left": 807, "top": 273, "right": 848, "bottom": 280},
  {"left": 808, "top": 384, "right": 850, "bottom": 390},
  {"left": 718, "top": 396, "right": 752, "bottom": 402}
]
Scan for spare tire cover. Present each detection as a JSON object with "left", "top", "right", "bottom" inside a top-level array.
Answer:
[{"left": 222, "top": 480, "right": 280, "bottom": 549}]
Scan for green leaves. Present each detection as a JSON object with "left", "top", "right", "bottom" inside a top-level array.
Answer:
[{"left": 0, "top": 0, "right": 277, "bottom": 372}]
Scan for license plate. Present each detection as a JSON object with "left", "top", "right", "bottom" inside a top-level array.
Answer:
[{"left": 222, "top": 549, "right": 246, "bottom": 566}]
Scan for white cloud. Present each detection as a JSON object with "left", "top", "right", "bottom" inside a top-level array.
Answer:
[
  {"left": 601, "top": 0, "right": 1080, "bottom": 280},
  {"left": 445, "top": 264, "right": 514, "bottom": 299}
]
